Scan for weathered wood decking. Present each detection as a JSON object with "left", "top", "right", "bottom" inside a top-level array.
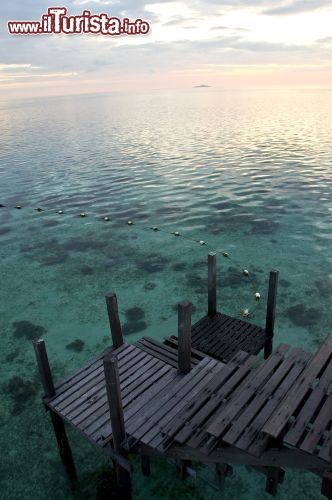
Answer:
[
  {"left": 191, "top": 312, "right": 266, "bottom": 361},
  {"left": 44, "top": 335, "right": 332, "bottom": 469},
  {"left": 33, "top": 254, "right": 332, "bottom": 498}
]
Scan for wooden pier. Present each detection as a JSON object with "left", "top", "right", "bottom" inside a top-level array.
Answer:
[{"left": 33, "top": 253, "right": 332, "bottom": 499}]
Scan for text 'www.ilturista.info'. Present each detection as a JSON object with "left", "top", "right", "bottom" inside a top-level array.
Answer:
[{"left": 7, "top": 7, "right": 150, "bottom": 35}]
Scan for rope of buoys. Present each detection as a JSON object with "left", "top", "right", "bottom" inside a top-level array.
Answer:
[
  {"left": 126, "top": 220, "right": 263, "bottom": 318},
  {"left": 1, "top": 203, "right": 264, "bottom": 318}
]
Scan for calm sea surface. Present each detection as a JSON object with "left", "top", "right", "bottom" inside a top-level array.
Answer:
[{"left": 0, "top": 89, "right": 331, "bottom": 499}]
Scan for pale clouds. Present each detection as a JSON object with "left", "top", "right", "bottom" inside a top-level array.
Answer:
[{"left": 1, "top": 0, "right": 331, "bottom": 98}]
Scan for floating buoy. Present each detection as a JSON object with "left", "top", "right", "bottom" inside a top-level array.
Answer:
[
  {"left": 80, "top": 213, "right": 87, "bottom": 217},
  {"left": 255, "top": 292, "right": 261, "bottom": 301},
  {"left": 173, "top": 231, "right": 180, "bottom": 236},
  {"left": 222, "top": 252, "right": 229, "bottom": 258},
  {"left": 127, "top": 220, "right": 133, "bottom": 225},
  {"left": 103, "top": 216, "right": 110, "bottom": 221},
  {"left": 199, "top": 240, "right": 206, "bottom": 245},
  {"left": 152, "top": 226, "right": 159, "bottom": 232},
  {"left": 57, "top": 210, "right": 63, "bottom": 214},
  {"left": 243, "top": 269, "right": 249, "bottom": 276},
  {"left": 15, "top": 205, "right": 22, "bottom": 209},
  {"left": 241, "top": 308, "right": 250, "bottom": 319}
]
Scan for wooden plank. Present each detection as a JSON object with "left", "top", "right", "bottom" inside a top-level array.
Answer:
[
  {"left": 144, "top": 360, "right": 223, "bottom": 450},
  {"left": 120, "top": 357, "right": 162, "bottom": 391},
  {"left": 191, "top": 314, "right": 229, "bottom": 343},
  {"left": 50, "top": 344, "right": 137, "bottom": 409},
  {"left": 158, "top": 363, "right": 230, "bottom": 450},
  {"left": 234, "top": 350, "right": 311, "bottom": 455},
  {"left": 318, "top": 431, "right": 332, "bottom": 462},
  {"left": 300, "top": 393, "right": 332, "bottom": 454},
  {"left": 55, "top": 347, "right": 150, "bottom": 416},
  {"left": 192, "top": 314, "right": 234, "bottom": 345},
  {"left": 76, "top": 358, "right": 167, "bottom": 432},
  {"left": 52, "top": 343, "right": 127, "bottom": 397},
  {"left": 284, "top": 357, "right": 332, "bottom": 447},
  {"left": 143, "top": 336, "right": 200, "bottom": 365},
  {"left": 285, "top": 388, "right": 327, "bottom": 447},
  {"left": 96, "top": 366, "right": 178, "bottom": 448},
  {"left": 126, "top": 359, "right": 219, "bottom": 446},
  {"left": 124, "top": 358, "right": 219, "bottom": 445},
  {"left": 88, "top": 363, "right": 175, "bottom": 442},
  {"left": 59, "top": 352, "right": 163, "bottom": 430},
  {"left": 161, "top": 351, "right": 248, "bottom": 439},
  {"left": 198, "top": 318, "right": 237, "bottom": 355},
  {"left": 135, "top": 337, "right": 200, "bottom": 368},
  {"left": 123, "top": 356, "right": 211, "bottom": 435},
  {"left": 192, "top": 313, "right": 265, "bottom": 361},
  {"left": 223, "top": 348, "right": 309, "bottom": 447},
  {"left": 160, "top": 351, "right": 255, "bottom": 449},
  {"left": 60, "top": 348, "right": 156, "bottom": 418},
  {"left": 163, "top": 336, "right": 206, "bottom": 361},
  {"left": 206, "top": 344, "right": 290, "bottom": 440},
  {"left": 184, "top": 356, "right": 258, "bottom": 450},
  {"left": 233, "top": 324, "right": 265, "bottom": 350},
  {"left": 138, "top": 337, "right": 179, "bottom": 358},
  {"left": 262, "top": 334, "right": 332, "bottom": 439},
  {"left": 123, "top": 368, "right": 179, "bottom": 425},
  {"left": 192, "top": 323, "right": 236, "bottom": 358},
  {"left": 135, "top": 343, "right": 178, "bottom": 367},
  {"left": 216, "top": 322, "right": 260, "bottom": 359}
]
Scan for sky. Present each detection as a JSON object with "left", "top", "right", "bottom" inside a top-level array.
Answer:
[{"left": 1, "top": 0, "right": 332, "bottom": 99}]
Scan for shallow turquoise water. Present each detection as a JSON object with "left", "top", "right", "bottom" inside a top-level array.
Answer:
[{"left": 0, "top": 89, "right": 331, "bottom": 499}]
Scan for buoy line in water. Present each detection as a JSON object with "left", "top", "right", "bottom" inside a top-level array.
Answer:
[{"left": 1, "top": 203, "right": 264, "bottom": 318}]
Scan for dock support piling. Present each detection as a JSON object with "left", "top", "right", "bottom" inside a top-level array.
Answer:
[
  {"left": 141, "top": 455, "right": 151, "bottom": 477},
  {"left": 33, "top": 338, "right": 77, "bottom": 484},
  {"left": 103, "top": 354, "right": 131, "bottom": 499},
  {"left": 321, "top": 471, "right": 332, "bottom": 498},
  {"left": 178, "top": 300, "right": 192, "bottom": 374},
  {"left": 215, "top": 463, "right": 233, "bottom": 488},
  {"left": 265, "top": 467, "right": 285, "bottom": 496},
  {"left": 264, "top": 270, "right": 279, "bottom": 359},
  {"left": 105, "top": 292, "right": 124, "bottom": 348},
  {"left": 176, "top": 459, "right": 192, "bottom": 480},
  {"left": 208, "top": 252, "right": 217, "bottom": 316}
]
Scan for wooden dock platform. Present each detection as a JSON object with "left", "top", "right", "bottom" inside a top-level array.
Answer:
[
  {"left": 33, "top": 253, "right": 332, "bottom": 499},
  {"left": 191, "top": 312, "right": 266, "bottom": 361}
]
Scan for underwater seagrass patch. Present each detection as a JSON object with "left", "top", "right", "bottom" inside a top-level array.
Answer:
[
  {"left": 287, "top": 304, "right": 321, "bottom": 327},
  {"left": 66, "top": 339, "right": 85, "bottom": 352},
  {"left": 12, "top": 320, "right": 46, "bottom": 340}
]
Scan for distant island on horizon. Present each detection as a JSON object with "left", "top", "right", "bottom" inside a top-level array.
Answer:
[{"left": 194, "top": 84, "right": 211, "bottom": 88}]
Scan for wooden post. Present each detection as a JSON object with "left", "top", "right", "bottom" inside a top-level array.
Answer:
[
  {"left": 105, "top": 292, "right": 124, "bottom": 348},
  {"left": 176, "top": 459, "right": 192, "bottom": 480},
  {"left": 33, "top": 338, "right": 77, "bottom": 484},
  {"left": 215, "top": 463, "right": 233, "bottom": 488},
  {"left": 103, "top": 354, "right": 131, "bottom": 499},
  {"left": 321, "top": 471, "right": 332, "bottom": 498},
  {"left": 178, "top": 300, "right": 192, "bottom": 374},
  {"left": 141, "top": 455, "right": 151, "bottom": 477},
  {"left": 208, "top": 252, "right": 217, "bottom": 316},
  {"left": 264, "top": 270, "right": 279, "bottom": 359},
  {"left": 265, "top": 467, "right": 285, "bottom": 496}
]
